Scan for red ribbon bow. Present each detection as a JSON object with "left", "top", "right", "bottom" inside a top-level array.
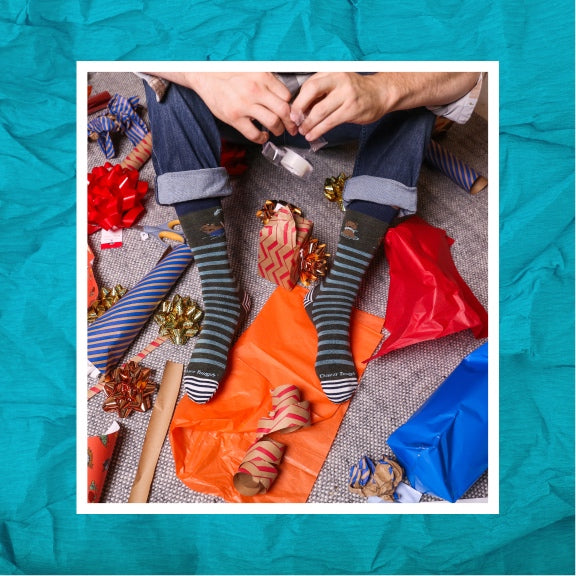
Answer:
[{"left": 88, "top": 162, "right": 148, "bottom": 234}]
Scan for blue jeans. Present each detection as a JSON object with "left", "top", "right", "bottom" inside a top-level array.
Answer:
[{"left": 144, "top": 79, "right": 435, "bottom": 216}]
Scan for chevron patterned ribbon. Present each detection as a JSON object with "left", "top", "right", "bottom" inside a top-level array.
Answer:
[
  {"left": 233, "top": 384, "right": 311, "bottom": 496},
  {"left": 87, "top": 243, "right": 193, "bottom": 373},
  {"left": 256, "top": 384, "right": 311, "bottom": 436},
  {"left": 425, "top": 139, "right": 488, "bottom": 194}
]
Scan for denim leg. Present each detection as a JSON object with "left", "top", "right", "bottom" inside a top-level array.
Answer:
[
  {"left": 143, "top": 82, "right": 233, "bottom": 205},
  {"left": 344, "top": 107, "right": 436, "bottom": 215}
]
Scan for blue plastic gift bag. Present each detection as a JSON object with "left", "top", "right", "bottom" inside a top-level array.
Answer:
[{"left": 388, "top": 342, "right": 488, "bottom": 502}]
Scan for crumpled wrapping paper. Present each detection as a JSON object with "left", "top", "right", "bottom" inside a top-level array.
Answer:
[{"left": 367, "top": 216, "right": 488, "bottom": 361}]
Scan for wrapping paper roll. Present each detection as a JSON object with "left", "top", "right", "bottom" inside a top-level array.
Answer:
[
  {"left": 87, "top": 243, "right": 193, "bottom": 373},
  {"left": 88, "top": 421, "right": 120, "bottom": 503},
  {"left": 425, "top": 139, "right": 487, "bottom": 194},
  {"left": 120, "top": 132, "right": 153, "bottom": 171}
]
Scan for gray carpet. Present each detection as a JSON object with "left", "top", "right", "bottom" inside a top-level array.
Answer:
[{"left": 86, "top": 71, "right": 489, "bottom": 504}]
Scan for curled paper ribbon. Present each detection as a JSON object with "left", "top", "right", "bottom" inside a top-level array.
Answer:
[
  {"left": 324, "top": 172, "right": 349, "bottom": 211},
  {"left": 88, "top": 162, "right": 148, "bottom": 234},
  {"left": 256, "top": 384, "right": 312, "bottom": 436},
  {"left": 153, "top": 294, "right": 204, "bottom": 345},
  {"left": 349, "top": 456, "right": 404, "bottom": 501},
  {"left": 102, "top": 361, "right": 156, "bottom": 418},
  {"left": 233, "top": 439, "right": 286, "bottom": 497},
  {"left": 120, "top": 132, "right": 153, "bottom": 171},
  {"left": 233, "top": 384, "right": 311, "bottom": 496},
  {"left": 298, "top": 238, "right": 330, "bottom": 286},
  {"left": 88, "top": 285, "right": 127, "bottom": 323}
]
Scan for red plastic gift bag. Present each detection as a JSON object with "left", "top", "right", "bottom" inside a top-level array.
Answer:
[
  {"left": 368, "top": 216, "right": 488, "bottom": 361},
  {"left": 170, "top": 286, "right": 385, "bottom": 503}
]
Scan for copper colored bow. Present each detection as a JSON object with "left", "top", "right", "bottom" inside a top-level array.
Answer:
[
  {"left": 298, "top": 238, "right": 330, "bottom": 286},
  {"left": 88, "top": 285, "right": 127, "bottom": 323},
  {"left": 324, "top": 172, "right": 349, "bottom": 211},
  {"left": 256, "top": 199, "right": 303, "bottom": 225},
  {"left": 153, "top": 295, "right": 203, "bottom": 345},
  {"left": 102, "top": 361, "right": 155, "bottom": 418}
]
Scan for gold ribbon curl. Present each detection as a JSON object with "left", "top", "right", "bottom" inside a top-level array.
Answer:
[{"left": 323, "top": 172, "right": 349, "bottom": 211}]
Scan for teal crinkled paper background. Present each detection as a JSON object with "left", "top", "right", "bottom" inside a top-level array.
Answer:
[{"left": 1, "top": 0, "right": 574, "bottom": 574}]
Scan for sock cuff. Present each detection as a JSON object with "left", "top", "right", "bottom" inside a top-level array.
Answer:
[{"left": 339, "top": 208, "right": 391, "bottom": 249}]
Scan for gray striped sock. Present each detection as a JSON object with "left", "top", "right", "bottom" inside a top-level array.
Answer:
[
  {"left": 178, "top": 206, "right": 241, "bottom": 404},
  {"left": 308, "top": 209, "right": 389, "bottom": 403}
]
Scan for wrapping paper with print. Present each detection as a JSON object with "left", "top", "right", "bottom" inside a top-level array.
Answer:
[
  {"left": 87, "top": 243, "right": 193, "bottom": 373},
  {"left": 257, "top": 205, "right": 313, "bottom": 290},
  {"left": 368, "top": 216, "right": 488, "bottom": 361},
  {"left": 87, "top": 421, "right": 120, "bottom": 502},
  {"left": 170, "top": 285, "right": 384, "bottom": 503},
  {"left": 387, "top": 342, "right": 488, "bottom": 502}
]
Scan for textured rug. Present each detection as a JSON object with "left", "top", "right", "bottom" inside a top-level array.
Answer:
[{"left": 85, "top": 71, "right": 489, "bottom": 504}]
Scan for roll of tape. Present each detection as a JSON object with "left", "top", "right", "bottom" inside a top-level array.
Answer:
[{"left": 280, "top": 149, "right": 313, "bottom": 179}]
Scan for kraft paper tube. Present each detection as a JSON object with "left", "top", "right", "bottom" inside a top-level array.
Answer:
[
  {"left": 128, "top": 361, "right": 184, "bottom": 503},
  {"left": 120, "top": 132, "right": 153, "bottom": 171}
]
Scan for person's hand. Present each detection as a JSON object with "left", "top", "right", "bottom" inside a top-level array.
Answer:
[
  {"left": 290, "top": 72, "right": 389, "bottom": 142},
  {"left": 189, "top": 73, "right": 298, "bottom": 144}
]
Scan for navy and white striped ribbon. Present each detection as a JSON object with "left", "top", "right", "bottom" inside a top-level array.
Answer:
[{"left": 88, "top": 243, "right": 193, "bottom": 373}]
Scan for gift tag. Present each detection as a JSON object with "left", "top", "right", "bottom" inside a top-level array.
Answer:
[{"left": 101, "top": 228, "right": 123, "bottom": 249}]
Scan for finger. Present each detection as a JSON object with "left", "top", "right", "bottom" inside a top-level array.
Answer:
[
  {"left": 249, "top": 104, "right": 288, "bottom": 137},
  {"left": 299, "top": 93, "right": 344, "bottom": 139},
  {"left": 291, "top": 74, "right": 334, "bottom": 119},
  {"left": 235, "top": 118, "right": 269, "bottom": 144},
  {"left": 255, "top": 92, "right": 298, "bottom": 135}
]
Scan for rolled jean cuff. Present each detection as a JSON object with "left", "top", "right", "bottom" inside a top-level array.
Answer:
[
  {"left": 156, "top": 167, "right": 233, "bottom": 205},
  {"left": 343, "top": 175, "right": 418, "bottom": 216}
]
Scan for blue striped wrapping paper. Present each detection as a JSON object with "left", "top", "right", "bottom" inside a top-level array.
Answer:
[
  {"left": 425, "top": 138, "right": 487, "bottom": 193},
  {"left": 87, "top": 243, "right": 193, "bottom": 373}
]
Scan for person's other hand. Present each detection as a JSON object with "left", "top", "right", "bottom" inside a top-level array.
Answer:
[
  {"left": 290, "top": 72, "right": 389, "bottom": 142},
  {"left": 191, "top": 73, "right": 298, "bottom": 144}
]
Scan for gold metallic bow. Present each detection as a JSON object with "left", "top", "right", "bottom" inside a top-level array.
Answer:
[
  {"left": 323, "top": 173, "right": 349, "bottom": 211},
  {"left": 102, "top": 361, "right": 155, "bottom": 418},
  {"left": 298, "top": 239, "right": 330, "bottom": 286},
  {"left": 153, "top": 294, "right": 203, "bottom": 345},
  {"left": 256, "top": 199, "right": 303, "bottom": 225},
  {"left": 88, "top": 285, "right": 128, "bottom": 323}
]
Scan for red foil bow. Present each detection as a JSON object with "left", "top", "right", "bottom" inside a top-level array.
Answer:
[
  {"left": 88, "top": 162, "right": 148, "bottom": 234},
  {"left": 102, "top": 361, "right": 155, "bottom": 418}
]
